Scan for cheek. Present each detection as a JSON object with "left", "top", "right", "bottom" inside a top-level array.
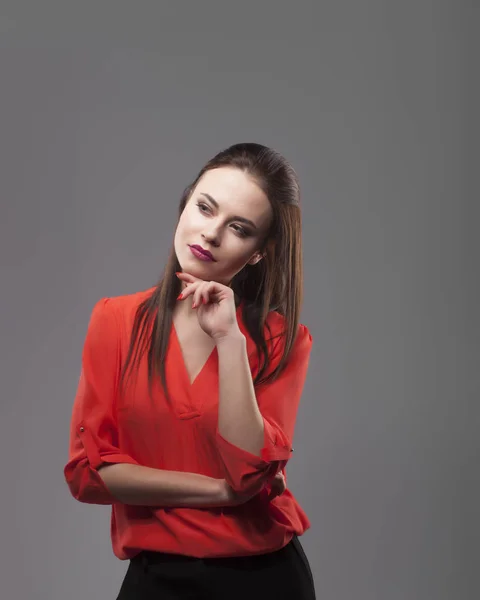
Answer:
[
  {"left": 178, "top": 206, "right": 199, "bottom": 231},
  {"left": 173, "top": 221, "right": 187, "bottom": 250},
  {"left": 173, "top": 221, "right": 182, "bottom": 243},
  {"left": 174, "top": 211, "right": 192, "bottom": 240},
  {"left": 227, "top": 247, "right": 257, "bottom": 270}
]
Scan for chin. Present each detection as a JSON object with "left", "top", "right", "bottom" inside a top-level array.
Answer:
[{"left": 179, "top": 253, "right": 213, "bottom": 275}]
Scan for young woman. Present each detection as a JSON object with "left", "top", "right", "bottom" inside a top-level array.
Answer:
[{"left": 64, "top": 142, "right": 316, "bottom": 599}]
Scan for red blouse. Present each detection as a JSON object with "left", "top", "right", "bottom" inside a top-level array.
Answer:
[{"left": 64, "top": 287, "right": 313, "bottom": 559}]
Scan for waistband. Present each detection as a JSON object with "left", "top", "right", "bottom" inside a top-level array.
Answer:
[{"left": 133, "top": 536, "right": 297, "bottom": 566}]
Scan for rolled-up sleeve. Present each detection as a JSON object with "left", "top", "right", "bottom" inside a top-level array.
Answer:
[
  {"left": 215, "top": 323, "right": 313, "bottom": 495},
  {"left": 64, "top": 298, "right": 139, "bottom": 505}
]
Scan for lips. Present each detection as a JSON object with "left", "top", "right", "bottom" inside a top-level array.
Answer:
[{"left": 189, "top": 244, "right": 216, "bottom": 261}]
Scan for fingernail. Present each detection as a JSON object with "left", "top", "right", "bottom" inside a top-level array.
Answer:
[
  {"left": 177, "top": 293, "right": 183, "bottom": 300},
  {"left": 192, "top": 301, "right": 197, "bottom": 309},
  {"left": 202, "top": 298, "right": 207, "bottom": 304}
]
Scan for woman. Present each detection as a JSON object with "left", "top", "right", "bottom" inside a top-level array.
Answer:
[{"left": 64, "top": 142, "right": 316, "bottom": 599}]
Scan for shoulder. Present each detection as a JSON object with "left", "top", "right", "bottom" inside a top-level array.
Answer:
[
  {"left": 87, "top": 286, "right": 156, "bottom": 335},
  {"left": 264, "top": 310, "right": 313, "bottom": 347},
  {"left": 260, "top": 310, "right": 313, "bottom": 370},
  {"left": 102, "top": 286, "right": 155, "bottom": 316},
  {"left": 253, "top": 311, "right": 312, "bottom": 380}
]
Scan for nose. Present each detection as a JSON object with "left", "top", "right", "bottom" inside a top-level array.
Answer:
[{"left": 201, "top": 231, "right": 220, "bottom": 247}]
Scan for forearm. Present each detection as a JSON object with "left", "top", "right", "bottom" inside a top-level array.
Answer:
[
  {"left": 216, "top": 332, "right": 265, "bottom": 456},
  {"left": 97, "top": 463, "right": 228, "bottom": 507}
]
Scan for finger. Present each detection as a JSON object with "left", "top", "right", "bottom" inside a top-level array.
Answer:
[
  {"left": 269, "top": 485, "right": 280, "bottom": 497},
  {"left": 193, "top": 282, "right": 213, "bottom": 308},
  {"left": 178, "top": 281, "right": 199, "bottom": 300},
  {"left": 192, "top": 282, "right": 209, "bottom": 308},
  {"left": 205, "top": 280, "right": 234, "bottom": 301},
  {"left": 270, "top": 478, "right": 284, "bottom": 493},
  {"left": 200, "top": 288, "right": 210, "bottom": 306},
  {"left": 197, "top": 284, "right": 219, "bottom": 305},
  {"left": 273, "top": 474, "right": 286, "bottom": 494},
  {"left": 176, "top": 271, "right": 202, "bottom": 284},
  {"left": 192, "top": 289, "right": 201, "bottom": 309}
]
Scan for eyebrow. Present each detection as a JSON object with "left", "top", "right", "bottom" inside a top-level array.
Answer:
[{"left": 200, "top": 193, "right": 258, "bottom": 230}]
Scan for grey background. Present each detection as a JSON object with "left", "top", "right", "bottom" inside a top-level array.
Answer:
[{"left": 1, "top": 1, "right": 477, "bottom": 599}]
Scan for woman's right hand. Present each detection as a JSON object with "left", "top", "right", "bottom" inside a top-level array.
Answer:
[{"left": 267, "top": 471, "right": 286, "bottom": 500}]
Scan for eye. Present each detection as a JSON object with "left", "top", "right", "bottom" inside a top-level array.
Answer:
[
  {"left": 196, "top": 201, "right": 210, "bottom": 213},
  {"left": 231, "top": 224, "right": 249, "bottom": 237},
  {"left": 197, "top": 201, "right": 249, "bottom": 237}
]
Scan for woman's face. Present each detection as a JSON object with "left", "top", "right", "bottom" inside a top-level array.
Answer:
[{"left": 174, "top": 166, "right": 273, "bottom": 285}]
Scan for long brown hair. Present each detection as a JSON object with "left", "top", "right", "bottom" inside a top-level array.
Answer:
[{"left": 121, "top": 142, "right": 304, "bottom": 403}]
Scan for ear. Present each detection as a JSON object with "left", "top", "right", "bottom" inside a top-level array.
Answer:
[{"left": 247, "top": 250, "right": 266, "bottom": 266}]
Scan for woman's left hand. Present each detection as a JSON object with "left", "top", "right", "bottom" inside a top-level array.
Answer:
[{"left": 176, "top": 272, "right": 242, "bottom": 341}]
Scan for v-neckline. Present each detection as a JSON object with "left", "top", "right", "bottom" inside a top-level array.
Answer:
[
  {"left": 171, "top": 300, "right": 244, "bottom": 388},
  {"left": 171, "top": 323, "right": 217, "bottom": 387}
]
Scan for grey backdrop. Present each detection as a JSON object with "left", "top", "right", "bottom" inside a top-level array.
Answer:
[{"left": 1, "top": 2, "right": 477, "bottom": 599}]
